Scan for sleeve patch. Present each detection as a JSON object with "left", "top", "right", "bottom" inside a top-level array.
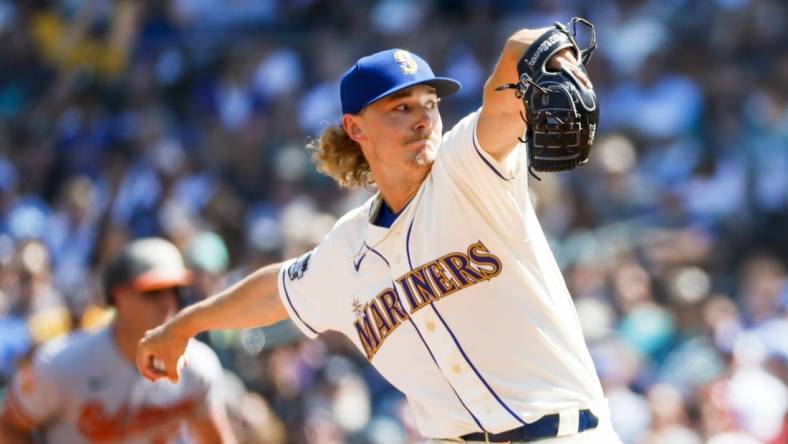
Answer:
[{"left": 287, "top": 251, "right": 312, "bottom": 280}]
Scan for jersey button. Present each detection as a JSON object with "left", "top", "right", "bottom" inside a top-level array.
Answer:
[
  {"left": 426, "top": 321, "right": 436, "bottom": 332},
  {"left": 451, "top": 363, "right": 462, "bottom": 374}
]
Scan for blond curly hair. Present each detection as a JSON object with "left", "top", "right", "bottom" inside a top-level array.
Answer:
[{"left": 308, "top": 123, "right": 373, "bottom": 188}]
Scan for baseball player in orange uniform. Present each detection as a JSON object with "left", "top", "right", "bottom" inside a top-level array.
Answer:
[
  {"left": 0, "top": 238, "right": 236, "bottom": 443},
  {"left": 136, "top": 24, "right": 622, "bottom": 443}
]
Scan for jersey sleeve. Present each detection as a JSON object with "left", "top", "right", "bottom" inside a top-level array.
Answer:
[
  {"left": 184, "top": 340, "right": 226, "bottom": 414},
  {"left": 433, "top": 110, "right": 531, "bottom": 237},
  {"left": 437, "top": 109, "right": 527, "bottom": 188},
  {"left": 276, "top": 236, "right": 339, "bottom": 339},
  {"left": 5, "top": 347, "right": 63, "bottom": 427}
]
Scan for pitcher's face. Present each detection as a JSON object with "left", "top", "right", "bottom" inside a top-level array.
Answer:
[{"left": 345, "top": 85, "right": 443, "bottom": 177}]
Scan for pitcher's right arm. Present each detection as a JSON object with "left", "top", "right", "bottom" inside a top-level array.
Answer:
[{"left": 136, "top": 262, "right": 287, "bottom": 382}]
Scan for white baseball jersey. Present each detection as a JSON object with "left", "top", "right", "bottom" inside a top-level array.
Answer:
[
  {"left": 278, "top": 110, "right": 610, "bottom": 440},
  {"left": 5, "top": 326, "right": 225, "bottom": 443}
]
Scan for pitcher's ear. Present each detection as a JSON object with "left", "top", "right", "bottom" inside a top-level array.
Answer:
[{"left": 342, "top": 115, "right": 365, "bottom": 142}]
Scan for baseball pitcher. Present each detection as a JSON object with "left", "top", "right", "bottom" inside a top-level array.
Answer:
[{"left": 136, "top": 20, "right": 621, "bottom": 444}]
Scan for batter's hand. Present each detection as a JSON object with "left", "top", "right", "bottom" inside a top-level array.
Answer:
[{"left": 136, "top": 323, "right": 189, "bottom": 383}]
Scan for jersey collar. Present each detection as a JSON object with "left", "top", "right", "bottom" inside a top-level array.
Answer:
[{"left": 359, "top": 179, "right": 428, "bottom": 256}]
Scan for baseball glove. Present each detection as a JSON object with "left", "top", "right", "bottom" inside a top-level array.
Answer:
[{"left": 497, "top": 17, "right": 598, "bottom": 178}]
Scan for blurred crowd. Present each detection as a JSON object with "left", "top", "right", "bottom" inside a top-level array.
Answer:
[{"left": 0, "top": 0, "right": 786, "bottom": 443}]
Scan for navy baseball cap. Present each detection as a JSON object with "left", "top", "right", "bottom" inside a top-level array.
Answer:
[{"left": 340, "top": 49, "right": 461, "bottom": 115}]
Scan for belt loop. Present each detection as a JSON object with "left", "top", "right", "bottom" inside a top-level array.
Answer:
[
  {"left": 556, "top": 407, "right": 580, "bottom": 437},
  {"left": 484, "top": 431, "right": 490, "bottom": 443}
]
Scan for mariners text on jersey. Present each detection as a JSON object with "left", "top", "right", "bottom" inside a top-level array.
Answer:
[{"left": 353, "top": 240, "right": 502, "bottom": 359}]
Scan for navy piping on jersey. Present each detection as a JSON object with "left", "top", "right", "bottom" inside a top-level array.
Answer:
[
  {"left": 280, "top": 270, "right": 320, "bottom": 336},
  {"left": 405, "top": 218, "right": 527, "bottom": 427},
  {"left": 472, "top": 120, "right": 512, "bottom": 181},
  {"left": 364, "top": 244, "right": 488, "bottom": 433},
  {"left": 354, "top": 242, "right": 369, "bottom": 271}
]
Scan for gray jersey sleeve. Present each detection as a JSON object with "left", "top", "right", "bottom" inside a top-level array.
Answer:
[
  {"left": 6, "top": 342, "right": 65, "bottom": 426},
  {"left": 184, "top": 339, "right": 226, "bottom": 415}
]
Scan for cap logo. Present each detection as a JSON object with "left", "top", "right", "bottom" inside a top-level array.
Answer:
[{"left": 394, "top": 50, "right": 418, "bottom": 75}]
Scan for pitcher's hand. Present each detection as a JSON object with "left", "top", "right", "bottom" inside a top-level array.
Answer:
[
  {"left": 136, "top": 323, "right": 189, "bottom": 383},
  {"left": 549, "top": 48, "right": 592, "bottom": 89}
]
